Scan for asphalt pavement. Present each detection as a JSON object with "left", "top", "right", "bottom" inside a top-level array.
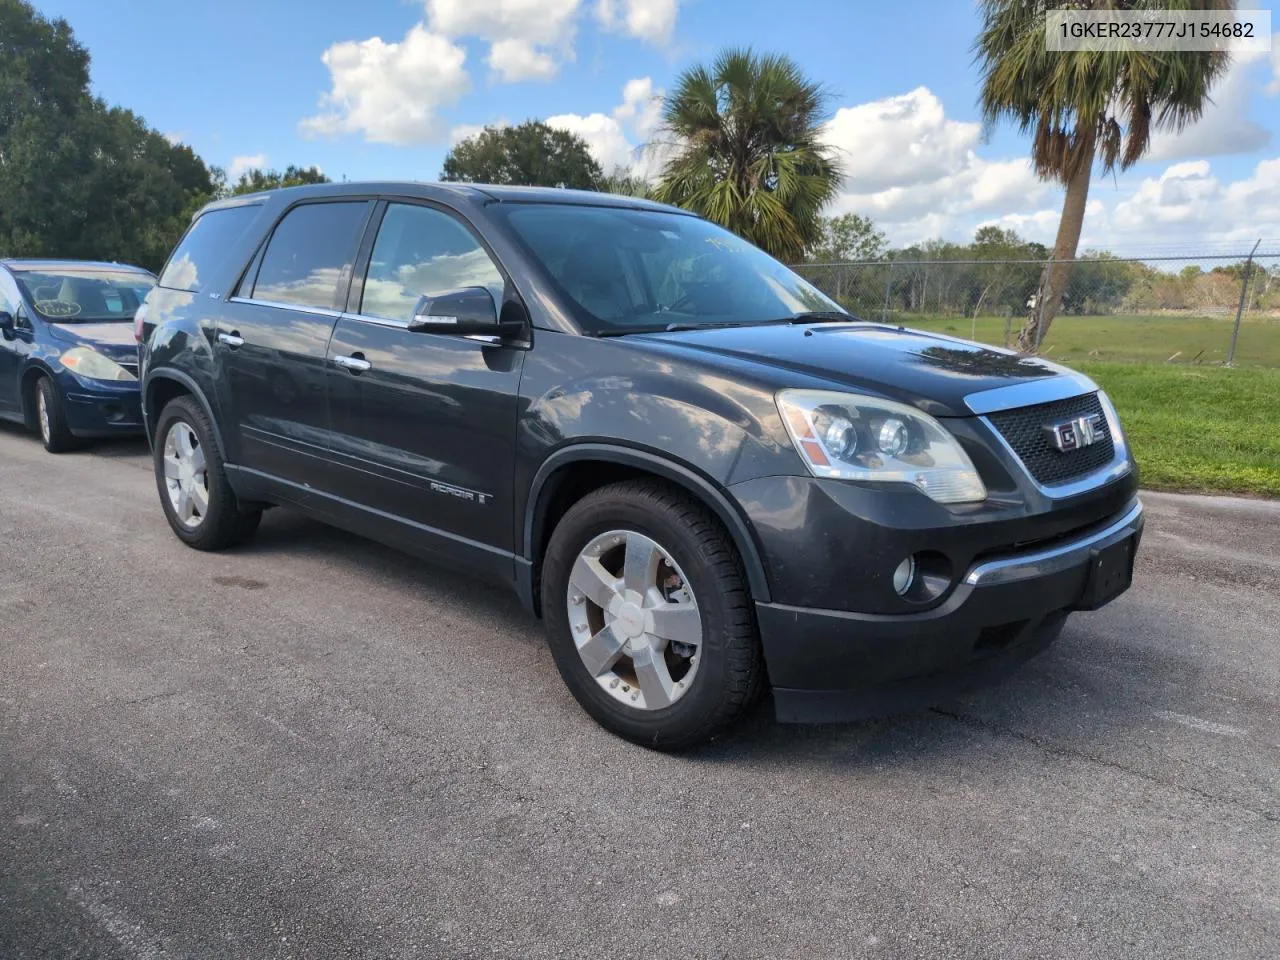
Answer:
[{"left": 1, "top": 424, "right": 1276, "bottom": 959}]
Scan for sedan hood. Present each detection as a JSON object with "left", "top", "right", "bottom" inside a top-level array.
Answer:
[
  {"left": 633, "top": 322, "right": 1075, "bottom": 418},
  {"left": 49, "top": 321, "right": 138, "bottom": 364}
]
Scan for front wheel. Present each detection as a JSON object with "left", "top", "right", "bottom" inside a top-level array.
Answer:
[
  {"left": 153, "top": 396, "right": 261, "bottom": 550},
  {"left": 541, "top": 480, "right": 765, "bottom": 750},
  {"left": 34, "top": 377, "right": 77, "bottom": 453}
]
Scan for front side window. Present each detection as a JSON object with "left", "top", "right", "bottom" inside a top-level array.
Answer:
[
  {"left": 252, "top": 202, "right": 369, "bottom": 310},
  {"left": 13, "top": 268, "right": 156, "bottom": 324},
  {"left": 498, "top": 204, "right": 841, "bottom": 334},
  {"left": 158, "top": 205, "right": 261, "bottom": 293},
  {"left": 360, "top": 203, "right": 505, "bottom": 323}
]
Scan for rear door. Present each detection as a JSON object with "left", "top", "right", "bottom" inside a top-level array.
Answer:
[
  {"left": 217, "top": 199, "right": 373, "bottom": 493},
  {"left": 322, "top": 200, "right": 525, "bottom": 574}
]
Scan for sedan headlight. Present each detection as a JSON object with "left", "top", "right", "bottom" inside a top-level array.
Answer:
[
  {"left": 777, "top": 389, "right": 987, "bottom": 504},
  {"left": 59, "top": 346, "right": 135, "bottom": 382}
]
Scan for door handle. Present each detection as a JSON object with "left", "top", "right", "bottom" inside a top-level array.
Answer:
[
  {"left": 333, "top": 353, "right": 371, "bottom": 373},
  {"left": 217, "top": 331, "right": 245, "bottom": 348}
]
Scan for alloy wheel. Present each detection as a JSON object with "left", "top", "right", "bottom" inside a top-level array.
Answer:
[
  {"left": 565, "top": 529, "right": 703, "bottom": 710},
  {"left": 36, "top": 389, "right": 50, "bottom": 444},
  {"left": 162, "top": 421, "right": 209, "bottom": 528}
]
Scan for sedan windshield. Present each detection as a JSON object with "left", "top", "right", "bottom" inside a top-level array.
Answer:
[
  {"left": 15, "top": 269, "right": 156, "bottom": 323},
  {"left": 498, "top": 204, "right": 844, "bottom": 334}
]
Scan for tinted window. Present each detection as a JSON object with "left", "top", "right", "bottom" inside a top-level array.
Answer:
[
  {"left": 158, "top": 205, "right": 260, "bottom": 292},
  {"left": 499, "top": 204, "right": 840, "bottom": 333},
  {"left": 361, "top": 204, "right": 504, "bottom": 323},
  {"left": 253, "top": 202, "right": 368, "bottom": 310},
  {"left": 0, "top": 272, "right": 15, "bottom": 314}
]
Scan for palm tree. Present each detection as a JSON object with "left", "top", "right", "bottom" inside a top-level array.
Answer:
[
  {"left": 653, "top": 48, "right": 842, "bottom": 262},
  {"left": 976, "top": 0, "right": 1232, "bottom": 353}
]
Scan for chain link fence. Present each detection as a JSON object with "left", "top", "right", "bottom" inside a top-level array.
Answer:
[{"left": 792, "top": 245, "right": 1280, "bottom": 368}]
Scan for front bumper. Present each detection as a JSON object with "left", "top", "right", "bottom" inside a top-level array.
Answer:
[
  {"left": 59, "top": 374, "right": 144, "bottom": 437},
  {"left": 757, "top": 500, "right": 1144, "bottom": 723}
]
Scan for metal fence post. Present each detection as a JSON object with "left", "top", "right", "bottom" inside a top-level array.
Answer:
[
  {"left": 1227, "top": 239, "right": 1261, "bottom": 368},
  {"left": 881, "top": 260, "right": 894, "bottom": 323}
]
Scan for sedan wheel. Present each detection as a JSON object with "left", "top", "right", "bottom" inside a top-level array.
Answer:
[
  {"left": 36, "top": 389, "right": 51, "bottom": 445},
  {"left": 566, "top": 529, "right": 703, "bottom": 711},
  {"left": 162, "top": 421, "right": 209, "bottom": 529}
]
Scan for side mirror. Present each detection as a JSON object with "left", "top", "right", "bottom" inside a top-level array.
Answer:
[
  {"left": 0, "top": 311, "right": 13, "bottom": 339},
  {"left": 407, "top": 287, "right": 524, "bottom": 338}
]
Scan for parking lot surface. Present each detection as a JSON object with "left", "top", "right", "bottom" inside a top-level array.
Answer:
[{"left": 1, "top": 426, "right": 1277, "bottom": 959}]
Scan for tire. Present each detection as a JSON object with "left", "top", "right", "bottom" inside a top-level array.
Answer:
[
  {"left": 34, "top": 377, "right": 77, "bottom": 453},
  {"left": 153, "top": 395, "right": 261, "bottom": 550},
  {"left": 541, "top": 479, "right": 765, "bottom": 750}
]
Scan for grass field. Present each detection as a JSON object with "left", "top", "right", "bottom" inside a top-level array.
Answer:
[
  {"left": 905, "top": 313, "right": 1280, "bottom": 368},
  {"left": 894, "top": 314, "right": 1280, "bottom": 497}
]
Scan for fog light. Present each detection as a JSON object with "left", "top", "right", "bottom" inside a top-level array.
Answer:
[{"left": 892, "top": 556, "right": 917, "bottom": 596}]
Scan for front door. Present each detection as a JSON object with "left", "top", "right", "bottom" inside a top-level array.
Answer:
[
  {"left": 215, "top": 199, "right": 372, "bottom": 492},
  {"left": 323, "top": 201, "right": 525, "bottom": 575},
  {"left": 0, "top": 271, "right": 27, "bottom": 412}
]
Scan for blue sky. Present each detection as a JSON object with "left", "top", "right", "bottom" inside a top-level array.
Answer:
[{"left": 33, "top": 0, "right": 1280, "bottom": 252}]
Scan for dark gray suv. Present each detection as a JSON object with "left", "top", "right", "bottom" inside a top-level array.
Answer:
[{"left": 139, "top": 182, "right": 1143, "bottom": 748}]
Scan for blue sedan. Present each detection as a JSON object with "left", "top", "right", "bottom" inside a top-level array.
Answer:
[{"left": 0, "top": 259, "right": 156, "bottom": 452}]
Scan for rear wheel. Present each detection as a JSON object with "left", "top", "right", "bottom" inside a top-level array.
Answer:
[
  {"left": 153, "top": 396, "right": 261, "bottom": 550},
  {"left": 34, "top": 377, "right": 77, "bottom": 453},
  {"left": 541, "top": 480, "right": 764, "bottom": 750}
]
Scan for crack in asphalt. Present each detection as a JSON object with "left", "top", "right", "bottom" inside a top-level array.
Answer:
[{"left": 931, "top": 707, "right": 1279, "bottom": 825}]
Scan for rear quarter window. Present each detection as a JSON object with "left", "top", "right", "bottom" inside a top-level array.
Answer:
[{"left": 158, "top": 205, "right": 262, "bottom": 293}]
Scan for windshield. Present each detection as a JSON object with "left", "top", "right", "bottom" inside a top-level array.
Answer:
[
  {"left": 498, "top": 204, "right": 844, "bottom": 334},
  {"left": 15, "top": 269, "right": 156, "bottom": 323}
]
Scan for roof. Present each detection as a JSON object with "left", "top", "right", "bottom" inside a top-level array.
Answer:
[
  {"left": 1, "top": 258, "right": 155, "bottom": 276},
  {"left": 199, "top": 180, "right": 690, "bottom": 217}
]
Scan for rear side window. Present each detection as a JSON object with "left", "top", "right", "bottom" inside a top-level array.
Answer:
[
  {"left": 252, "top": 202, "right": 368, "bottom": 310},
  {"left": 158, "top": 205, "right": 261, "bottom": 293}
]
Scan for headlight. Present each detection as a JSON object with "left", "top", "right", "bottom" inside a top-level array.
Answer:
[
  {"left": 777, "top": 389, "right": 987, "bottom": 504},
  {"left": 1097, "top": 390, "right": 1128, "bottom": 458},
  {"left": 59, "top": 346, "right": 135, "bottom": 382}
]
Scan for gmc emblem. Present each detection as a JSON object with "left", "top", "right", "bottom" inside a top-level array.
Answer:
[{"left": 1046, "top": 413, "right": 1103, "bottom": 452}]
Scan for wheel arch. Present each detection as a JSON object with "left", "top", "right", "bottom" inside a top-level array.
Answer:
[
  {"left": 522, "top": 443, "right": 772, "bottom": 615},
  {"left": 143, "top": 370, "right": 226, "bottom": 459}
]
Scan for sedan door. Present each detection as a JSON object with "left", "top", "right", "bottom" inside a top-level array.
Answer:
[
  {"left": 0, "top": 271, "right": 23, "bottom": 412},
  {"left": 216, "top": 199, "right": 373, "bottom": 494},
  {"left": 322, "top": 201, "right": 525, "bottom": 578}
]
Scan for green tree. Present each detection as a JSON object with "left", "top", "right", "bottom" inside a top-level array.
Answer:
[
  {"left": 976, "top": 0, "right": 1232, "bottom": 352},
  {"left": 0, "top": 0, "right": 215, "bottom": 271},
  {"left": 809, "top": 213, "right": 886, "bottom": 263},
  {"left": 653, "top": 48, "right": 843, "bottom": 262},
  {"left": 440, "top": 121, "right": 603, "bottom": 189},
  {"left": 230, "top": 165, "right": 331, "bottom": 196}
]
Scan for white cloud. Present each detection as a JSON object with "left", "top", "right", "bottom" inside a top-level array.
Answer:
[
  {"left": 596, "top": 0, "right": 679, "bottom": 44},
  {"left": 428, "top": 0, "right": 583, "bottom": 80},
  {"left": 1147, "top": 46, "right": 1272, "bottom": 161},
  {"left": 822, "top": 87, "right": 981, "bottom": 193},
  {"left": 427, "top": 0, "right": 582, "bottom": 46},
  {"left": 163, "top": 132, "right": 185, "bottom": 146},
  {"left": 487, "top": 38, "right": 558, "bottom": 82},
  {"left": 1268, "top": 36, "right": 1280, "bottom": 95},
  {"left": 546, "top": 112, "right": 637, "bottom": 173},
  {"left": 300, "top": 24, "right": 470, "bottom": 145},
  {"left": 820, "top": 86, "right": 1052, "bottom": 245},
  {"left": 614, "top": 76, "right": 662, "bottom": 137},
  {"left": 228, "top": 154, "right": 266, "bottom": 179}
]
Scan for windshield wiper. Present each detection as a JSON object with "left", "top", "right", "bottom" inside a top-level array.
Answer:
[{"left": 784, "top": 311, "right": 858, "bottom": 323}]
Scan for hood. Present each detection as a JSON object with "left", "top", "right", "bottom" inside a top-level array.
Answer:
[
  {"left": 49, "top": 321, "right": 138, "bottom": 363},
  {"left": 632, "top": 322, "right": 1073, "bottom": 418}
]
